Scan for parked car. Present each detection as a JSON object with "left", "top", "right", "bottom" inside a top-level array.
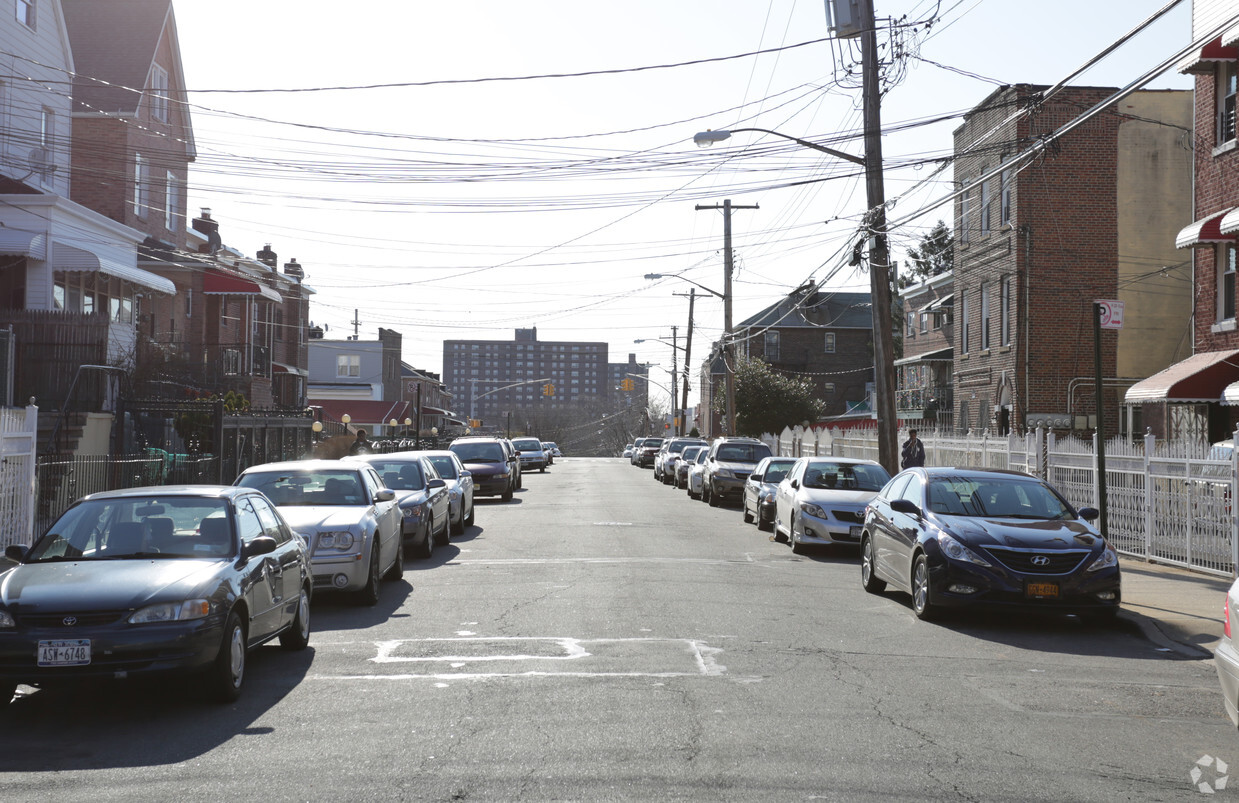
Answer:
[
  {"left": 345, "top": 453, "right": 451, "bottom": 558},
  {"left": 701, "top": 437, "right": 773, "bottom": 507},
  {"left": 742, "top": 457, "right": 798, "bottom": 530},
  {"left": 675, "top": 445, "right": 706, "bottom": 489},
  {"left": 774, "top": 457, "right": 891, "bottom": 553},
  {"left": 500, "top": 438, "right": 523, "bottom": 489},
  {"left": 686, "top": 448, "right": 710, "bottom": 500},
  {"left": 512, "top": 437, "right": 549, "bottom": 473},
  {"left": 235, "top": 460, "right": 403, "bottom": 606},
  {"left": 860, "top": 467, "right": 1120, "bottom": 621},
  {"left": 1218, "top": 577, "right": 1239, "bottom": 729},
  {"left": 0, "top": 486, "right": 312, "bottom": 704},
  {"left": 636, "top": 437, "right": 664, "bottom": 468},
  {"left": 450, "top": 437, "right": 516, "bottom": 502},
  {"left": 546, "top": 442, "right": 563, "bottom": 458},
  {"left": 654, "top": 437, "right": 708, "bottom": 484},
  {"left": 417, "top": 450, "right": 476, "bottom": 534},
  {"left": 541, "top": 442, "right": 555, "bottom": 467},
  {"left": 622, "top": 444, "right": 635, "bottom": 459},
  {"left": 630, "top": 438, "right": 648, "bottom": 465}
]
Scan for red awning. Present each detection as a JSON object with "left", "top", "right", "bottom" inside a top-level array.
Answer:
[
  {"left": 1176, "top": 209, "right": 1237, "bottom": 249},
  {"left": 1125, "top": 349, "right": 1239, "bottom": 404},
  {"left": 420, "top": 405, "right": 451, "bottom": 416},
  {"left": 203, "top": 269, "right": 282, "bottom": 302},
  {"left": 1180, "top": 37, "right": 1239, "bottom": 74}
]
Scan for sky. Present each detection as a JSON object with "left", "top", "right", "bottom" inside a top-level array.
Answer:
[{"left": 169, "top": 0, "right": 1194, "bottom": 409}]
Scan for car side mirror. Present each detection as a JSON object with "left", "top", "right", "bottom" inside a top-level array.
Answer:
[
  {"left": 890, "top": 498, "right": 922, "bottom": 517},
  {"left": 460, "top": 469, "right": 471, "bottom": 479},
  {"left": 243, "top": 536, "right": 277, "bottom": 559},
  {"left": 1077, "top": 506, "right": 1100, "bottom": 522},
  {"left": 750, "top": 473, "right": 763, "bottom": 482},
  {"left": 374, "top": 488, "right": 397, "bottom": 502},
  {"left": 428, "top": 478, "right": 446, "bottom": 490},
  {"left": 5, "top": 544, "right": 27, "bottom": 562},
  {"left": 790, "top": 479, "right": 799, "bottom": 489}
]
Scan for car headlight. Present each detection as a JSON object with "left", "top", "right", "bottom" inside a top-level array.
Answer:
[
  {"left": 759, "top": 490, "right": 774, "bottom": 503},
  {"left": 129, "top": 599, "right": 211, "bottom": 624},
  {"left": 799, "top": 502, "right": 827, "bottom": 519},
  {"left": 715, "top": 468, "right": 734, "bottom": 479},
  {"left": 939, "top": 534, "right": 992, "bottom": 567},
  {"left": 1087, "top": 544, "right": 1118, "bottom": 572},
  {"left": 0, "top": 609, "right": 14, "bottom": 628},
  {"left": 400, "top": 505, "right": 423, "bottom": 519},
  {"left": 318, "top": 531, "right": 356, "bottom": 550}
]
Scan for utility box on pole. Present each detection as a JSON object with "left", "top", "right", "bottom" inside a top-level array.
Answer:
[{"left": 825, "top": 0, "right": 864, "bottom": 38}]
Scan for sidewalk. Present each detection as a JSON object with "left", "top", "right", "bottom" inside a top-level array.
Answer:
[{"left": 1118, "top": 557, "right": 1233, "bottom": 658}]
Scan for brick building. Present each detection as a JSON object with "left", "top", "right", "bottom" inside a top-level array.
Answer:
[
  {"left": 896, "top": 272, "right": 954, "bottom": 429},
  {"left": 954, "top": 84, "right": 1192, "bottom": 436}
]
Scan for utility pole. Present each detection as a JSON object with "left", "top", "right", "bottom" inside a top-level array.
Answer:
[
  {"left": 350, "top": 308, "right": 362, "bottom": 340},
  {"left": 859, "top": 0, "right": 898, "bottom": 475},
  {"left": 675, "top": 289, "right": 696, "bottom": 437},
  {"left": 696, "top": 199, "right": 758, "bottom": 436},
  {"left": 670, "top": 325, "right": 678, "bottom": 437}
]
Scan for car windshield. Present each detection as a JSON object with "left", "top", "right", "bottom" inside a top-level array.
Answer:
[
  {"left": 364, "top": 460, "right": 426, "bottom": 491},
  {"left": 451, "top": 442, "right": 506, "bottom": 463},
  {"left": 238, "top": 469, "right": 367, "bottom": 506},
  {"left": 802, "top": 462, "right": 891, "bottom": 492},
  {"left": 926, "top": 477, "right": 1074, "bottom": 519},
  {"left": 716, "top": 443, "right": 772, "bottom": 463},
  {"left": 764, "top": 461, "right": 797, "bottom": 483},
  {"left": 28, "top": 496, "right": 236, "bottom": 561},
  {"left": 513, "top": 439, "right": 541, "bottom": 451},
  {"left": 425, "top": 455, "right": 458, "bottom": 480},
  {"left": 682, "top": 447, "right": 704, "bottom": 461},
  {"left": 644, "top": 439, "right": 664, "bottom": 449}
]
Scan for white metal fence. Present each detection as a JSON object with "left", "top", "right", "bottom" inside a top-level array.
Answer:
[
  {"left": 0, "top": 405, "right": 37, "bottom": 549},
  {"left": 763, "top": 424, "right": 1239, "bottom": 578}
]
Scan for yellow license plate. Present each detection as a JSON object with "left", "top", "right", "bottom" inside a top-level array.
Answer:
[{"left": 1026, "top": 582, "right": 1059, "bottom": 599}]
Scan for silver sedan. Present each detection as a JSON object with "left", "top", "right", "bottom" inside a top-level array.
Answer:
[{"left": 773, "top": 457, "right": 891, "bottom": 554}]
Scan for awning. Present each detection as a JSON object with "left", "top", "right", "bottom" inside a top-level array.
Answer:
[
  {"left": 894, "top": 346, "right": 953, "bottom": 367},
  {"left": 53, "top": 242, "right": 175, "bottom": 295},
  {"left": 1180, "top": 37, "right": 1239, "bottom": 75},
  {"left": 1222, "top": 381, "right": 1239, "bottom": 406},
  {"left": 1176, "top": 209, "right": 1237, "bottom": 249},
  {"left": 0, "top": 229, "right": 47, "bottom": 259},
  {"left": 272, "top": 362, "right": 307, "bottom": 377},
  {"left": 927, "top": 293, "right": 953, "bottom": 311},
  {"left": 1220, "top": 208, "right": 1239, "bottom": 236},
  {"left": 1124, "top": 349, "right": 1239, "bottom": 404},
  {"left": 420, "top": 405, "right": 451, "bottom": 416},
  {"left": 203, "top": 269, "right": 282, "bottom": 303},
  {"left": 308, "top": 398, "right": 413, "bottom": 427}
]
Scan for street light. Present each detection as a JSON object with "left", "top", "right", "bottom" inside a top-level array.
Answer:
[
  {"left": 690, "top": 125, "right": 898, "bottom": 474},
  {"left": 635, "top": 336, "right": 687, "bottom": 436}
]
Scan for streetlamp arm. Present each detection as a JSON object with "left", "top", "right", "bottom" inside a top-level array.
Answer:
[
  {"left": 643, "top": 273, "right": 725, "bottom": 300},
  {"left": 693, "top": 127, "right": 866, "bottom": 167}
]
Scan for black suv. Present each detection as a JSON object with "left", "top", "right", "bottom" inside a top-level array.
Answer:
[{"left": 701, "top": 437, "right": 773, "bottom": 507}]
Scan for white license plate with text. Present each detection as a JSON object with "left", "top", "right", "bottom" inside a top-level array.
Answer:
[{"left": 38, "top": 639, "right": 91, "bottom": 667}]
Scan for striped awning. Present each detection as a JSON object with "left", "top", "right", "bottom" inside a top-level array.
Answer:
[
  {"left": 1176, "top": 209, "right": 1237, "bottom": 249},
  {"left": 1125, "top": 349, "right": 1239, "bottom": 404},
  {"left": 203, "top": 269, "right": 282, "bottom": 302},
  {"left": 1179, "top": 36, "right": 1239, "bottom": 75},
  {"left": 53, "top": 242, "right": 175, "bottom": 294},
  {"left": 0, "top": 229, "right": 47, "bottom": 259}
]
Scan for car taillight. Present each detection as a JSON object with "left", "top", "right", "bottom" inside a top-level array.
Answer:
[{"left": 1227, "top": 596, "right": 1232, "bottom": 639}]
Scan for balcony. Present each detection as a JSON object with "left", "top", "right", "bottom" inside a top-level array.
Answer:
[{"left": 896, "top": 385, "right": 953, "bottom": 415}]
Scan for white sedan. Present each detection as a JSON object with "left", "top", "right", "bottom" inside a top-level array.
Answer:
[
  {"left": 686, "top": 448, "right": 710, "bottom": 500},
  {"left": 235, "top": 459, "right": 403, "bottom": 606},
  {"left": 773, "top": 457, "right": 891, "bottom": 554},
  {"left": 1217, "top": 577, "right": 1239, "bottom": 728}
]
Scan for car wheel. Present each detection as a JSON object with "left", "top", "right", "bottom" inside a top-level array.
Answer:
[
  {"left": 385, "top": 537, "right": 405, "bottom": 579},
  {"left": 539, "top": 466, "right": 545, "bottom": 473},
  {"left": 280, "top": 585, "right": 312, "bottom": 650},
  {"left": 451, "top": 504, "right": 465, "bottom": 536},
  {"left": 207, "top": 610, "right": 246, "bottom": 703},
  {"left": 912, "top": 554, "right": 937, "bottom": 620},
  {"left": 417, "top": 518, "right": 435, "bottom": 560},
  {"left": 790, "top": 516, "right": 805, "bottom": 554},
  {"left": 502, "top": 483, "right": 513, "bottom": 502},
  {"left": 861, "top": 537, "right": 887, "bottom": 594},
  {"left": 435, "top": 512, "right": 451, "bottom": 546},
  {"left": 355, "top": 542, "right": 383, "bottom": 606},
  {"left": 464, "top": 501, "right": 475, "bottom": 527},
  {"left": 742, "top": 502, "right": 753, "bottom": 524},
  {"left": 707, "top": 482, "right": 719, "bottom": 507}
]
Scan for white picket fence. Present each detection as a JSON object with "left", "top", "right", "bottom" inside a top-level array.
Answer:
[
  {"left": 762, "top": 424, "right": 1239, "bottom": 578},
  {"left": 0, "top": 405, "right": 37, "bottom": 549}
]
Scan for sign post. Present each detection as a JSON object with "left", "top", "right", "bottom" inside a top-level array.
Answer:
[{"left": 1093, "top": 300, "right": 1123, "bottom": 538}]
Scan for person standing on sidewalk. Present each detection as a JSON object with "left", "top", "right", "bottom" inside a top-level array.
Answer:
[{"left": 901, "top": 429, "right": 926, "bottom": 470}]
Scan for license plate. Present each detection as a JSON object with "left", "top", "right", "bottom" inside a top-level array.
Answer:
[
  {"left": 38, "top": 639, "right": 91, "bottom": 667},
  {"left": 1026, "top": 582, "right": 1059, "bottom": 599},
  {"left": 849, "top": 525, "right": 863, "bottom": 538}
]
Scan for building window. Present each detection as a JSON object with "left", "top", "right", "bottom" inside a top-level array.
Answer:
[
  {"left": 765, "top": 330, "right": 780, "bottom": 361},
  {"left": 16, "top": 0, "right": 35, "bottom": 29},
  {"left": 1000, "top": 155, "right": 1013, "bottom": 225},
  {"left": 906, "top": 310, "right": 916, "bottom": 336},
  {"left": 920, "top": 310, "right": 929, "bottom": 334},
  {"left": 1222, "top": 247, "right": 1236, "bottom": 322},
  {"left": 979, "top": 174, "right": 991, "bottom": 237},
  {"left": 824, "top": 332, "right": 836, "bottom": 353},
  {"left": 1000, "top": 276, "right": 1011, "bottom": 346},
  {"left": 133, "top": 154, "right": 146, "bottom": 218},
  {"left": 1221, "top": 62, "right": 1238, "bottom": 145},
  {"left": 165, "top": 172, "right": 179, "bottom": 231},
  {"left": 40, "top": 107, "right": 52, "bottom": 148},
  {"left": 337, "top": 354, "right": 360, "bottom": 378},
  {"left": 186, "top": 288, "right": 192, "bottom": 318},
  {"left": 959, "top": 184, "right": 972, "bottom": 245},
  {"left": 960, "top": 293, "right": 970, "bottom": 354},
  {"left": 150, "top": 64, "right": 169, "bottom": 122},
  {"left": 980, "top": 283, "right": 991, "bottom": 350}
]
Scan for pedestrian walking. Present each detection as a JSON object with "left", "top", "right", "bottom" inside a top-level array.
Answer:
[{"left": 901, "top": 428, "right": 926, "bottom": 469}]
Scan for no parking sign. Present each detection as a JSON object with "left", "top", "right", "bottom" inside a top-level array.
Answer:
[{"left": 1096, "top": 299, "right": 1124, "bottom": 329}]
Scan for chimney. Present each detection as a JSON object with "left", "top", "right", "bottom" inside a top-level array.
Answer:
[
  {"left": 191, "top": 208, "right": 221, "bottom": 255},
  {"left": 257, "top": 244, "right": 277, "bottom": 268},
  {"left": 283, "top": 258, "right": 304, "bottom": 279}
]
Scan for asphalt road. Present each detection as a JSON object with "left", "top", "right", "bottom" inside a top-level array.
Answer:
[{"left": 1, "top": 458, "right": 1235, "bottom": 801}]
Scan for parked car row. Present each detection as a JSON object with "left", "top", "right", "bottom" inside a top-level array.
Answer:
[
  {"left": 0, "top": 431, "right": 560, "bottom": 706},
  {"left": 653, "top": 438, "right": 1124, "bottom": 625}
]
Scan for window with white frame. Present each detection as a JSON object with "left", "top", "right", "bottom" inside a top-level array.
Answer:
[
  {"left": 960, "top": 292, "right": 970, "bottom": 354},
  {"left": 149, "top": 64, "right": 169, "bottom": 122},
  {"left": 1000, "top": 276, "right": 1011, "bottom": 345},
  {"left": 906, "top": 310, "right": 916, "bottom": 336},
  {"left": 1222, "top": 246, "right": 1236, "bottom": 322},
  {"left": 16, "top": 0, "right": 35, "bottom": 29},
  {"left": 824, "top": 332, "right": 836, "bottom": 353},
  {"left": 165, "top": 172, "right": 179, "bottom": 231},
  {"left": 40, "top": 107, "right": 53, "bottom": 148},
  {"left": 980, "top": 283, "right": 991, "bottom": 350},
  {"left": 337, "top": 354, "right": 360, "bottom": 378},
  {"left": 920, "top": 310, "right": 929, "bottom": 334},
  {"left": 186, "top": 288, "right": 193, "bottom": 318},
  {"left": 1221, "top": 62, "right": 1238, "bottom": 145},
  {"left": 133, "top": 154, "right": 146, "bottom": 217}
]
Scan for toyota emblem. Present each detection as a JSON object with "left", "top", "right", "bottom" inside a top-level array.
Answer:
[
  {"left": 1030, "top": 555, "right": 1051, "bottom": 567},
  {"left": 62, "top": 616, "right": 77, "bottom": 626}
]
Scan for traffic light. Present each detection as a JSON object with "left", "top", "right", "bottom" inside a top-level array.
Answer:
[
  {"left": 620, "top": 378, "right": 635, "bottom": 392},
  {"left": 664, "top": 422, "right": 670, "bottom": 430},
  {"left": 469, "top": 419, "right": 482, "bottom": 429},
  {"left": 542, "top": 383, "right": 555, "bottom": 396}
]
